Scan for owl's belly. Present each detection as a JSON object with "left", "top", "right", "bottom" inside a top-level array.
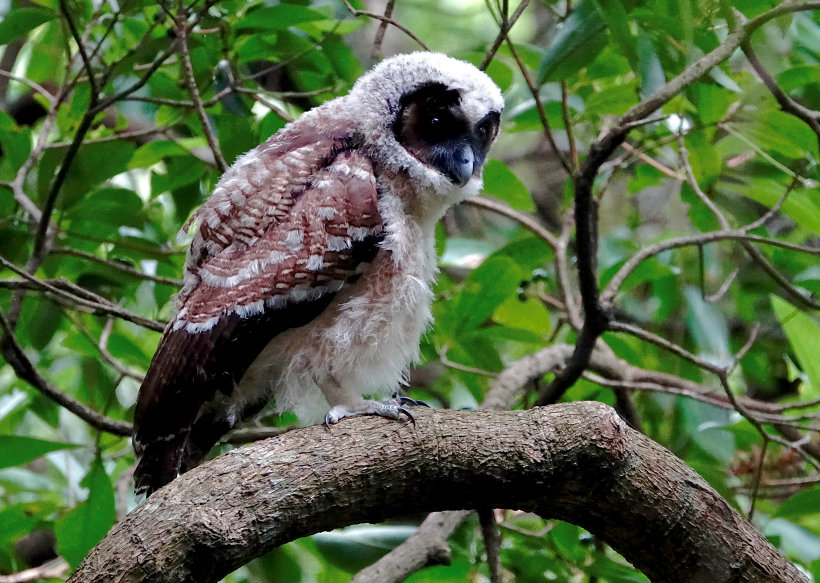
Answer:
[{"left": 237, "top": 246, "right": 435, "bottom": 423}]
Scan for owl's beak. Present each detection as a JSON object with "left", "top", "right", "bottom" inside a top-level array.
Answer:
[{"left": 448, "top": 143, "right": 475, "bottom": 187}]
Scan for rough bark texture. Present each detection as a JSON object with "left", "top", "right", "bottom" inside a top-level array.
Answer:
[{"left": 68, "top": 402, "right": 806, "bottom": 583}]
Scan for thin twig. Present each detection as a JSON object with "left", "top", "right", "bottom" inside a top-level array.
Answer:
[
  {"left": 466, "top": 196, "right": 558, "bottom": 250},
  {"left": 341, "top": 0, "right": 429, "bottom": 50},
  {"left": 0, "top": 69, "right": 56, "bottom": 105},
  {"left": 742, "top": 41, "right": 820, "bottom": 150},
  {"left": 175, "top": 8, "right": 227, "bottom": 173},
  {"left": 0, "top": 255, "right": 166, "bottom": 332},
  {"left": 370, "top": 0, "right": 395, "bottom": 62},
  {"left": 505, "top": 38, "right": 572, "bottom": 176},
  {"left": 601, "top": 230, "right": 819, "bottom": 306},
  {"left": 479, "top": 0, "right": 531, "bottom": 70},
  {"left": 52, "top": 247, "right": 183, "bottom": 287},
  {"left": 608, "top": 320, "right": 725, "bottom": 374},
  {"left": 560, "top": 81, "right": 577, "bottom": 171}
]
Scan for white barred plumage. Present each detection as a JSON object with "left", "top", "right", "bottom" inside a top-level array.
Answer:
[{"left": 132, "top": 52, "right": 503, "bottom": 496}]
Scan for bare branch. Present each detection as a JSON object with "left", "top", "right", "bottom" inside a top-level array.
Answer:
[
  {"left": 175, "top": 8, "right": 228, "bottom": 173},
  {"left": 466, "top": 195, "right": 558, "bottom": 250},
  {"left": 341, "top": 0, "right": 429, "bottom": 50},
  {"left": 68, "top": 405, "right": 808, "bottom": 583}
]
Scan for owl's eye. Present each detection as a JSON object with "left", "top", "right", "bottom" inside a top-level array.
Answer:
[{"left": 428, "top": 117, "right": 441, "bottom": 128}]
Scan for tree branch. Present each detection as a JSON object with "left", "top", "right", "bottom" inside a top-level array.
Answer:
[{"left": 67, "top": 404, "right": 806, "bottom": 583}]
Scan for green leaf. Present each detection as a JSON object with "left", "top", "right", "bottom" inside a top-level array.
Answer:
[
  {"left": 537, "top": 0, "right": 607, "bottom": 84},
  {"left": 692, "top": 83, "right": 729, "bottom": 125},
  {"left": 585, "top": 83, "right": 637, "bottom": 116},
  {"left": 38, "top": 141, "right": 135, "bottom": 210},
  {"left": 593, "top": 0, "right": 636, "bottom": 70},
  {"left": 481, "top": 159, "right": 534, "bottom": 211},
  {"left": 0, "top": 436, "right": 77, "bottom": 469},
  {"left": 67, "top": 187, "right": 144, "bottom": 234},
  {"left": 452, "top": 256, "right": 522, "bottom": 334},
  {"left": 772, "top": 295, "right": 820, "bottom": 399},
  {"left": 0, "top": 113, "right": 32, "bottom": 180},
  {"left": 684, "top": 130, "right": 720, "bottom": 189},
  {"left": 55, "top": 458, "right": 116, "bottom": 569},
  {"left": 776, "top": 485, "right": 820, "bottom": 519},
  {"left": 493, "top": 296, "right": 551, "bottom": 338},
  {"left": 0, "top": 7, "right": 57, "bottom": 45},
  {"left": 236, "top": 5, "right": 325, "bottom": 31},
  {"left": 0, "top": 501, "right": 60, "bottom": 547},
  {"left": 129, "top": 141, "right": 190, "bottom": 169}
]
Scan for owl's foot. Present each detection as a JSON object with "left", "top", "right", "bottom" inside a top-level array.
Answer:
[{"left": 324, "top": 396, "right": 428, "bottom": 427}]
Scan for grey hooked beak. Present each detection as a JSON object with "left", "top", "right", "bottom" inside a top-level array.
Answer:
[{"left": 450, "top": 143, "right": 475, "bottom": 187}]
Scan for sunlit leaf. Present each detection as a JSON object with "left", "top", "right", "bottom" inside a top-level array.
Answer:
[{"left": 481, "top": 160, "right": 534, "bottom": 211}]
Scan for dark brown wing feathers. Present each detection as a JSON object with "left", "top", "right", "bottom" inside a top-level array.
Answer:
[{"left": 133, "top": 137, "right": 384, "bottom": 495}]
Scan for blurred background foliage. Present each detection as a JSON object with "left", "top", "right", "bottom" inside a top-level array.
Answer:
[{"left": 1, "top": 0, "right": 820, "bottom": 581}]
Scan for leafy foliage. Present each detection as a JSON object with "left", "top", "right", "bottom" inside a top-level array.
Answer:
[{"left": 1, "top": 0, "right": 819, "bottom": 581}]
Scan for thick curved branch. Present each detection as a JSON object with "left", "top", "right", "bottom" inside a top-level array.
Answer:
[{"left": 68, "top": 404, "right": 804, "bottom": 583}]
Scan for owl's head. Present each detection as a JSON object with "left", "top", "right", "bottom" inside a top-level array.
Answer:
[{"left": 350, "top": 52, "right": 504, "bottom": 199}]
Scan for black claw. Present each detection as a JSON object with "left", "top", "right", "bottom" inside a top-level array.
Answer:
[
  {"left": 397, "top": 396, "right": 429, "bottom": 408},
  {"left": 397, "top": 406, "right": 415, "bottom": 425}
]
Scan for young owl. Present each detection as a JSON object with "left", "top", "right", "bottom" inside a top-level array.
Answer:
[{"left": 133, "top": 52, "right": 504, "bottom": 496}]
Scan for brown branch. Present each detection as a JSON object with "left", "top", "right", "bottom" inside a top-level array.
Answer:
[
  {"left": 478, "top": 508, "right": 503, "bottom": 583},
  {"left": 600, "top": 230, "right": 819, "bottom": 307},
  {"left": 479, "top": 0, "right": 531, "bottom": 70},
  {"left": 545, "top": 0, "right": 820, "bottom": 401},
  {"left": 0, "top": 69, "right": 56, "bottom": 105},
  {"left": 67, "top": 404, "right": 807, "bottom": 583},
  {"left": 350, "top": 511, "right": 468, "bottom": 583},
  {"left": 60, "top": 0, "right": 99, "bottom": 99}
]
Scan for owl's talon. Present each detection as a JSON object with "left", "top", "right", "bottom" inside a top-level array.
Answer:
[
  {"left": 323, "top": 398, "right": 420, "bottom": 426},
  {"left": 397, "top": 396, "right": 429, "bottom": 408}
]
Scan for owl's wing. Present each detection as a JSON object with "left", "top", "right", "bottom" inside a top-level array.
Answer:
[{"left": 133, "top": 142, "right": 383, "bottom": 496}]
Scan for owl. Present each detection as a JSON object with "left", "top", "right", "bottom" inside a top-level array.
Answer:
[{"left": 133, "top": 52, "right": 504, "bottom": 496}]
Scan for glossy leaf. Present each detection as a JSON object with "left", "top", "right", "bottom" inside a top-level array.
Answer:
[
  {"left": 0, "top": 7, "right": 57, "bottom": 45},
  {"left": 0, "top": 436, "right": 77, "bottom": 469}
]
